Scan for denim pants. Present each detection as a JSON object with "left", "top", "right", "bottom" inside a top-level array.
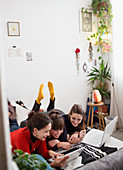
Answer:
[{"left": 35, "top": 154, "right": 53, "bottom": 170}]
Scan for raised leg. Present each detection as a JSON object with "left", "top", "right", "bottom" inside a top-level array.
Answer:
[
  {"left": 36, "top": 84, "right": 44, "bottom": 104},
  {"left": 47, "top": 81, "right": 55, "bottom": 111}
]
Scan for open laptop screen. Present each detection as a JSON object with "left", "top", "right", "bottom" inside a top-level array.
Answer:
[{"left": 100, "top": 116, "right": 118, "bottom": 146}]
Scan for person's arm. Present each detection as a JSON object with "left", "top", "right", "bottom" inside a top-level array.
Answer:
[
  {"left": 68, "top": 130, "right": 86, "bottom": 144},
  {"left": 55, "top": 126, "right": 71, "bottom": 150},
  {"left": 36, "top": 139, "right": 63, "bottom": 159},
  {"left": 37, "top": 139, "right": 50, "bottom": 159},
  {"left": 49, "top": 155, "right": 69, "bottom": 168},
  {"left": 57, "top": 142, "right": 71, "bottom": 150},
  {"left": 48, "top": 139, "right": 60, "bottom": 150},
  {"left": 12, "top": 135, "right": 31, "bottom": 154},
  {"left": 48, "top": 139, "right": 71, "bottom": 150},
  {"left": 68, "top": 131, "right": 80, "bottom": 144},
  {"left": 79, "top": 129, "right": 86, "bottom": 141},
  {"left": 48, "top": 139, "right": 60, "bottom": 148}
]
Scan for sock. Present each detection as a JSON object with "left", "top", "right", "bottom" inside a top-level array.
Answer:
[
  {"left": 36, "top": 84, "right": 44, "bottom": 104},
  {"left": 48, "top": 81, "right": 54, "bottom": 101}
]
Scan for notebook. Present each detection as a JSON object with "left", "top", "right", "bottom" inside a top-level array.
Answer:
[
  {"left": 82, "top": 116, "right": 118, "bottom": 147},
  {"left": 49, "top": 145, "right": 84, "bottom": 163}
]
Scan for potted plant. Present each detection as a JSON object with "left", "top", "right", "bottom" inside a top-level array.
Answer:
[
  {"left": 82, "top": 0, "right": 113, "bottom": 53},
  {"left": 81, "top": 0, "right": 112, "bottom": 114},
  {"left": 91, "top": 0, "right": 112, "bottom": 17},
  {"left": 87, "top": 57, "right": 111, "bottom": 113},
  {"left": 12, "top": 149, "right": 47, "bottom": 170}
]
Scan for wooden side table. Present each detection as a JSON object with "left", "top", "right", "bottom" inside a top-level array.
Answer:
[{"left": 87, "top": 102, "right": 105, "bottom": 130}]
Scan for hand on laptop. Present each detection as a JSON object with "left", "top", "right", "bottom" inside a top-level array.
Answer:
[
  {"left": 69, "top": 130, "right": 86, "bottom": 144},
  {"left": 50, "top": 155, "right": 69, "bottom": 167},
  {"left": 48, "top": 150, "right": 63, "bottom": 159},
  {"left": 69, "top": 134, "right": 80, "bottom": 144},
  {"left": 79, "top": 130, "right": 86, "bottom": 141},
  {"left": 48, "top": 139, "right": 60, "bottom": 148},
  {"left": 57, "top": 142, "right": 71, "bottom": 150}
]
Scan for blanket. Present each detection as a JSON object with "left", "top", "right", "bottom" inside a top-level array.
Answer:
[{"left": 80, "top": 145, "right": 117, "bottom": 165}]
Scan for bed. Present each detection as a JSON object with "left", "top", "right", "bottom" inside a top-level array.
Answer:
[
  {"left": 63, "top": 137, "right": 123, "bottom": 170},
  {"left": 11, "top": 101, "right": 123, "bottom": 170}
]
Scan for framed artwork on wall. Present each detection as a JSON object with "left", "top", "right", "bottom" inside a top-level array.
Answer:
[
  {"left": 80, "top": 10, "right": 93, "bottom": 33},
  {"left": 7, "top": 22, "right": 20, "bottom": 36}
]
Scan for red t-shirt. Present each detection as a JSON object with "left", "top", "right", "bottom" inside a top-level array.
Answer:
[{"left": 10, "top": 127, "right": 50, "bottom": 159}]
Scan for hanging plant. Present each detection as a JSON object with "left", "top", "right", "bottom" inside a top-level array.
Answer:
[{"left": 82, "top": 0, "right": 113, "bottom": 54}]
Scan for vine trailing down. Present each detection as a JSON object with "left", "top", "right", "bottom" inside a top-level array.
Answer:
[{"left": 82, "top": 0, "right": 113, "bottom": 54}]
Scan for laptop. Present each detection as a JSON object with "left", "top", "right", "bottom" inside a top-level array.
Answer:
[
  {"left": 82, "top": 116, "right": 118, "bottom": 147},
  {"left": 48, "top": 145, "right": 84, "bottom": 163}
]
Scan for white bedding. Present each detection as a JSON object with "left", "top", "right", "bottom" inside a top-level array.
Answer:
[
  {"left": 105, "top": 136, "right": 123, "bottom": 150},
  {"left": 11, "top": 101, "right": 30, "bottom": 126},
  {"left": 64, "top": 135, "right": 123, "bottom": 170}
]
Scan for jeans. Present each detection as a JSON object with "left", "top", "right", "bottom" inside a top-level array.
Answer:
[{"left": 35, "top": 154, "right": 53, "bottom": 170}]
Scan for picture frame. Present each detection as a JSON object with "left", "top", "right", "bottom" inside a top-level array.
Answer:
[
  {"left": 7, "top": 22, "right": 20, "bottom": 36},
  {"left": 80, "top": 10, "right": 93, "bottom": 33}
]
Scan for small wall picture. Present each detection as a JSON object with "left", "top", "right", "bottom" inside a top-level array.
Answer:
[
  {"left": 80, "top": 10, "right": 93, "bottom": 33},
  {"left": 7, "top": 22, "right": 20, "bottom": 36},
  {"left": 26, "top": 52, "right": 33, "bottom": 61}
]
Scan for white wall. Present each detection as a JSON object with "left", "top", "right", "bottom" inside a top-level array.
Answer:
[
  {"left": 111, "top": 0, "right": 123, "bottom": 128},
  {"left": 0, "top": 1, "right": 16, "bottom": 169},
  {"left": 2, "top": 0, "right": 92, "bottom": 113}
]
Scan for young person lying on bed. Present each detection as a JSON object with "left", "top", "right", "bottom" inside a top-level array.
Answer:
[
  {"left": 16, "top": 81, "right": 86, "bottom": 145},
  {"left": 32, "top": 81, "right": 87, "bottom": 145},
  {"left": 10, "top": 111, "right": 68, "bottom": 169},
  {"left": 46, "top": 110, "right": 71, "bottom": 151},
  {"left": 63, "top": 104, "right": 87, "bottom": 144},
  {"left": 20, "top": 81, "right": 71, "bottom": 151}
]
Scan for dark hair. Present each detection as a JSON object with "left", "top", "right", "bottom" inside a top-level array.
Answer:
[
  {"left": 26, "top": 111, "right": 52, "bottom": 133},
  {"left": 49, "top": 110, "right": 64, "bottom": 130},
  {"left": 69, "top": 104, "right": 86, "bottom": 130}
]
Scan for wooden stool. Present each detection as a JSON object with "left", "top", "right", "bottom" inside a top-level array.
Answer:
[{"left": 87, "top": 102, "right": 105, "bottom": 130}]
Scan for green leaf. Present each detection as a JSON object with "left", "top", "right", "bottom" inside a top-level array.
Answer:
[
  {"left": 81, "top": 7, "right": 84, "bottom": 12},
  {"left": 98, "top": 56, "right": 102, "bottom": 60},
  {"left": 97, "top": 48, "right": 100, "bottom": 52},
  {"left": 13, "top": 149, "right": 47, "bottom": 170}
]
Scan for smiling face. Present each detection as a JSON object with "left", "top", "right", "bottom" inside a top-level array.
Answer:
[
  {"left": 70, "top": 113, "right": 83, "bottom": 127},
  {"left": 50, "top": 129, "right": 63, "bottom": 138},
  {"left": 33, "top": 123, "right": 51, "bottom": 141}
]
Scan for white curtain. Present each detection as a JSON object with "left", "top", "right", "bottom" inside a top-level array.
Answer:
[{"left": 110, "top": 0, "right": 123, "bottom": 128}]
